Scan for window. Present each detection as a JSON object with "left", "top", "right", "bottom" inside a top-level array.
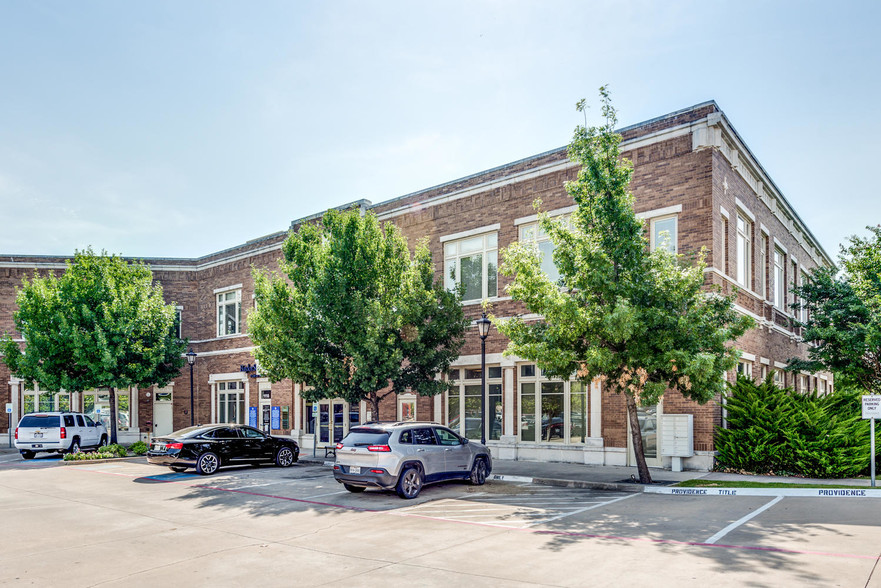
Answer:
[
  {"left": 773, "top": 370, "right": 783, "bottom": 388},
  {"left": 736, "top": 215, "right": 752, "bottom": 288},
  {"left": 398, "top": 395, "right": 416, "bottom": 422},
  {"left": 22, "top": 388, "right": 70, "bottom": 414},
  {"left": 447, "top": 366, "right": 502, "bottom": 440},
  {"left": 790, "top": 260, "right": 798, "bottom": 308},
  {"left": 799, "top": 271, "right": 809, "bottom": 323},
  {"left": 650, "top": 215, "right": 677, "bottom": 254},
  {"left": 722, "top": 217, "right": 730, "bottom": 275},
  {"left": 435, "top": 427, "right": 462, "bottom": 446},
  {"left": 217, "top": 289, "right": 242, "bottom": 336},
  {"left": 81, "top": 389, "right": 130, "bottom": 430},
  {"left": 217, "top": 381, "right": 245, "bottom": 424},
  {"left": 412, "top": 428, "right": 437, "bottom": 445},
  {"left": 518, "top": 365, "right": 588, "bottom": 445},
  {"left": 174, "top": 307, "right": 182, "bottom": 339},
  {"left": 444, "top": 233, "right": 498, "bottom": 302},
  {"left": 241, "top": 427, "right": 264, "bottom": 439},
  {"left": 737, "top": 361, "right": 753, "bottom": 378},
  {"left": 774, "top": 248, "right": 786, "bottom": 310},
  {"left": 519, "top": 218, "right": 570, "bottom": 283},
  {"left": 759, "top": 234, "right": 768, "bottom": 299}
]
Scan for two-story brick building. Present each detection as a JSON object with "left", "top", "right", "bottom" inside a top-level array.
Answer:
[{"left": 0, "top": 101, "right": 833, "bottom": 470}]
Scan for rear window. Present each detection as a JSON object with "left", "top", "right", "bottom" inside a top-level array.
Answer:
[
  {"left": 340, "top": 428, "right": 391, "bottom": 447},
  {"left": 19, "top": 415, "right": 60, "bottom": 428}
]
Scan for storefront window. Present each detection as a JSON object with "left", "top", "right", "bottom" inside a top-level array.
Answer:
[
  {"left": 23, "top": 395, "right": 35, "bottom": 415},
  {"left": 447, "top": 367, "right": 503, "bottom": 440},
  {"left": 519, "top": 365, "right": 590, "bottom": 445},
  {"left": 217, "top": 381, "right": 245, "bottom": 424},
  {"left": 23, "top": 390, "right": 72, "bottom": 414}
]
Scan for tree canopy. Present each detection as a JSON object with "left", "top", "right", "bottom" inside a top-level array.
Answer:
[
  {"left": 495, "top": 88, "right": 752, "bottom": 483},
  {"left": 1, "top": 248, "right": 186, "bottom": 443},
  {"left": 249, "top": 209, "right": 467, "bottom": 418},
  {"left": 790, "top": 225, "right": 881, "bottom": 394}
]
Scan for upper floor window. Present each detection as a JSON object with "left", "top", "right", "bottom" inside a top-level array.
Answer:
[
  {"left": 520, "top": 220, "right": 569, "bottom": 284},
  {"left": 444, "top": 233, "right": 497, "bottom": 302},
  {"left": 650, "top": 215, "right": 677, "bottom": 254},
  {"left": 773, "top": 248, "right": 786, "bottom": 310},
  {"left": 759, "top": 234, "right": 768, "bottom": 299},
  {"left": 736, "top": 215, "right": 752, "bottom": 289},
  {"left": 174, "top": 307, "right": 182, "bottom": 339},
  {"left": 217, "top": 289, "right": 242, "bottom": 336}
]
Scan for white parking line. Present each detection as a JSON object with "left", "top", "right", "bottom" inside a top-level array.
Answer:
[
  {"left": 526, "top": 493, "right": 638, "bottom": 527},
  {"left": 704, "top": 496, "right": 784, "bottom": 544}
]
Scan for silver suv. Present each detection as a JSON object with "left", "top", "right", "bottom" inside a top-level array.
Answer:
[
  {"left": 14, "top": 412, "right": 109, "bottom": 459},
  {"left": 333, "top": 422, "right": 492, "bottom": 499}
]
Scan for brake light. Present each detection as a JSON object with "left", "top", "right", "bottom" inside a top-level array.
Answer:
[
  {"left": 166, "top": 443, "right": 183, "bottom": 450},
  {"left": 336, "top": 443, "right": 344, "bottom": 450},
  {"left": 59, "top": 427, "right": 66, "bottom": 439},
  {"left": 14, "top": 428, "right": 18, "bottom": 440},
  {"left": 370, "top": 469, "right": 384, "bottom": 474},
  {"left": 367, "top": 445, "right": 391, "bottom": 452}
]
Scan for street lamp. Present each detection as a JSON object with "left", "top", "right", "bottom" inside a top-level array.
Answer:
[
  {"left": 476, "top": 313, "right": 492, "bottom": 445},
  {"left": 186, "top": 348, "right": 197, "bottom": 426}
]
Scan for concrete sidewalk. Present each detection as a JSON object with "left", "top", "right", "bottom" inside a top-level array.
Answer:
[{"left": 2, "top": 442, "right": 871, "bottom": 491}]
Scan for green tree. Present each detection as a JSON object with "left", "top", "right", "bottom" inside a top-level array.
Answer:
[
  {"left": 496, "top": 89, "right": 752, "bottom": 483},
  {"left": 249, "top": 209, "right": 467, "bottom": 419},
  {"left": 790, "top": 225, "right": 881, "bottom": 394},
  {"left": 1, "top": 248, "right": 187, "bottom": 444}
]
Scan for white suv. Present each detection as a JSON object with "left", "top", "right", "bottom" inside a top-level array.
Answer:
[{"left": 14, "top": 412, "right": 109, "bottom": 459}]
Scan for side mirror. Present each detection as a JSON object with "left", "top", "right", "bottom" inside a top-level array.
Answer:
[{"left": 461, "top": 438, "right": 469, "bottom": 445}]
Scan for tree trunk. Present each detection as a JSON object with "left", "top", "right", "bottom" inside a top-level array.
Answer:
[
  {"left": 625, "top": 392, "right": 653, "bottom": 484},
  {"left": 367, "top": 393, "right": 381, "bottom": 423},
  {"left": 109, "top": 387, "right": 118, "bottom": 445}
]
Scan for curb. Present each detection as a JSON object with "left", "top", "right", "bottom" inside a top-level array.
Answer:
[{"left": 645, "top": 486, "right": 881, "bottom": 498}]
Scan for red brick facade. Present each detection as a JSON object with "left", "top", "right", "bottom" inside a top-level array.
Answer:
[{"left": 0, "top": 101, "right": 833, "bottom": 470}]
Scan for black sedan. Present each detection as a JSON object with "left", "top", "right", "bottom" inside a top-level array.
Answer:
[{"left": 146, "top": 424, "right": 299, "bottom": 475}]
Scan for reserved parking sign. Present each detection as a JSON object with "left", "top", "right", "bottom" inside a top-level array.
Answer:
[{"left": 863, "top": 395, "right": 881, "bottom": 419}]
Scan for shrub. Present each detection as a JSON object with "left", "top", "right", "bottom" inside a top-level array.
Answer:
[
  {"left": 716, "top": 376, "right": 879, "bottom": 478},
  {"left": 129, "top": 441, "right": 149, "bottom": 456},
  {"left": 102, "top": 444, "right": 128, "bottom": 458}
]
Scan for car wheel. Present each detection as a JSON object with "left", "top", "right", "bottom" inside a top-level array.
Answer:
[
  {"left": 344, "top": 484, "right": 366, "bottom": 493},
  {"left": 196, "top": 452, "right": 220, "bottom": 475},
  {"left": 20, "top": 450, "right": 35, "bottom": 460},
  {"left": 69, "top": 438, "right": 81, "bottom": 454},
  {"left": 99, "top": 435, "right": 108, "bottom": 448},
  {"left": 396, "top": 466, "right": 423, "bottom": 499},
  {"left": 470, "top": 458, "right": 488, "bottom": 485},
  {"left": 276, "top": 446, "right": 295, "bottom": 467},
  {"left": 169, "top": 466, "right": 188, "bottom": 473}
]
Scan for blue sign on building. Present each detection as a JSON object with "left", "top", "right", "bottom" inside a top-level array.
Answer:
[
  {"left": 249, "top": 406, "right": 258, "bottom": 428},
  {"left": 271, "top": 406, "right": 281, "bottom": 430}
]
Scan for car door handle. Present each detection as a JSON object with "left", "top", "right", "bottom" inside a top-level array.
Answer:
[{"left": 416, "top": 448, "right": 425, "bottom": 452}]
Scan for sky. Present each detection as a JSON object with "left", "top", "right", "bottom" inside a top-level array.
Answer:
[{"left": 1, "top": 1, "right": 879, "bottom": 260}]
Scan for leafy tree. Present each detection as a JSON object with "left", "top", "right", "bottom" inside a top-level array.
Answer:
[
  {"left": 1, "top": 248, "right": 186, "bottom": 443},
  {"left": 496, "top": 88, "right": 752, "bottom": 483},
  {"left": 789, "top": 226, "right": 881, "bottom": 394},
  {"left": 249, "top": 209, "right": 467, "bottom": 419}
]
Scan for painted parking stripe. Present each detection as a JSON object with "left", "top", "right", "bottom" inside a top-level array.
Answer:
[{"left": 704, "top": 496, "right": 784, "bottom": 544}]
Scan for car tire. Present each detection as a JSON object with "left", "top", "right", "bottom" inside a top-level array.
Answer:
[
  {"left": 169, "top": 466, "right": 188, "bottom": 473},
  {"left": 470, "top": 458, "right": 488, "bottom": 485},
  {"left": 276, "top": 446, "right": 295, "bottom": 467},
  {"left": 69, "top": 438, "right": 81, "bottom": 454},
  {"left": 196, "top": 452, "right": 220, "bottom": 475},
  {"left": 20, "top": 450, "right": 35, "bottom": 460},
  {"left": 396, "top": 466, "right": 423, "bottom": 499},
  {"left": 344, "top": 484, "right": 366, "bottom": 493},
  {"left": 99, "top": 435, "right": 108, "bottom": 448}
]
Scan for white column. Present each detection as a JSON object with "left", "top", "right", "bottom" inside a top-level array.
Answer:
[
  {"left": 433, "top": 392, "right": 442, "bottom": 423},
  {"left": 9, "top": 379, "right": 21, "bottom": 442},
  {"left": 293, "top": 383, "right": 301, "bottom": 431},
  {"left": 590, "top": 378, "right": 602, "bottom": 438},
  {"left": 503, "top": 367, "right": 514, "bottom": 437},
  {"left": 210, "top": 383, "right": 216, "bottom": 423}
]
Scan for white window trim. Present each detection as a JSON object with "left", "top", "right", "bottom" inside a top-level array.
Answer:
[
  {"left": 514, "top": 205, "right": 578, "bottom": 226},
  {"left": 214, "top": 283, "right": 243, "bottom": 295},
  {"left": 719, "top": 205, "right": 730, "bottom": 220},
  {"left": 444, "top": 231, "right": 499, "bottom": 302},
  {"left": 517, "top": 365, "right": 590, "bottom": 445},
  {"left": 216, "top": 288, "right": 243, "bottom": 337},
  {"left": 440, "top": 224, "right": 501, "bottom": 244},
  {"left": 735, "top": 198, "right": 755, "bottom": 222},
  {"left": 397, "top": 394, "right": 417, "bottom": 422},
  {"left": 735, "top": 213, "right": 752, "bottom": 289},
  {"left": 635, "top": 204, "right": 682, "bottom": 221}
]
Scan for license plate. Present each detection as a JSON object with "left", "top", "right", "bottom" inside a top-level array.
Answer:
[
  {"left": 153, "top": 444, "right": 164, "bottom": 451},
  {"left": 34, "top": 432, "right": 43, "bottom": 439},
  {"left": 349, "top": 466, "right": 361, "bottom": 474},
  {"left": 32, "top": 444, "right": 43, "bottom": 448}
]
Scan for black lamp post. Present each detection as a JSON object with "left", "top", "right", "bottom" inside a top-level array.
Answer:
[
  {"left": 186, "top": 348, "right": 197, "bottom": 426},
  {"left": 476, "top": 313, "right": 492, "bottom": 445}
]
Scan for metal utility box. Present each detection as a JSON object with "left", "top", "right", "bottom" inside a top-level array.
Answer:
[{"left": 660, "top": 414, "right": 694, "bottom": 472}]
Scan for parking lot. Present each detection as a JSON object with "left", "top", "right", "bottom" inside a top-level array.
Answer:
[{"left": 1, "top": 456, "right": 880, "bottom": 586}]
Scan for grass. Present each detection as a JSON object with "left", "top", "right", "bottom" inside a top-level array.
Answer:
[{"left": 676, "top": 479, "right": 869, "bottom": 489}]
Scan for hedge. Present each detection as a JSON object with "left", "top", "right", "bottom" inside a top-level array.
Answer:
[{"left": 716, "top": 376, "right": 880, "bottom": 478}]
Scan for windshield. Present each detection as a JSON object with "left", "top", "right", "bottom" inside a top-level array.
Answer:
[
  {"left": 167, "top": 425, "right": 212, "bottom": 438},
  {"left": 19, "top": 415, "right": 60, "bottom": 428},
  {"left": 339, "top": 428, "right": 390, "bottom": 447}
]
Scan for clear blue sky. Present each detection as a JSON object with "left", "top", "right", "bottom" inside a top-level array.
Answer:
[{"left": 1, "top": 1, "right": 878, "bottom": 259}]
